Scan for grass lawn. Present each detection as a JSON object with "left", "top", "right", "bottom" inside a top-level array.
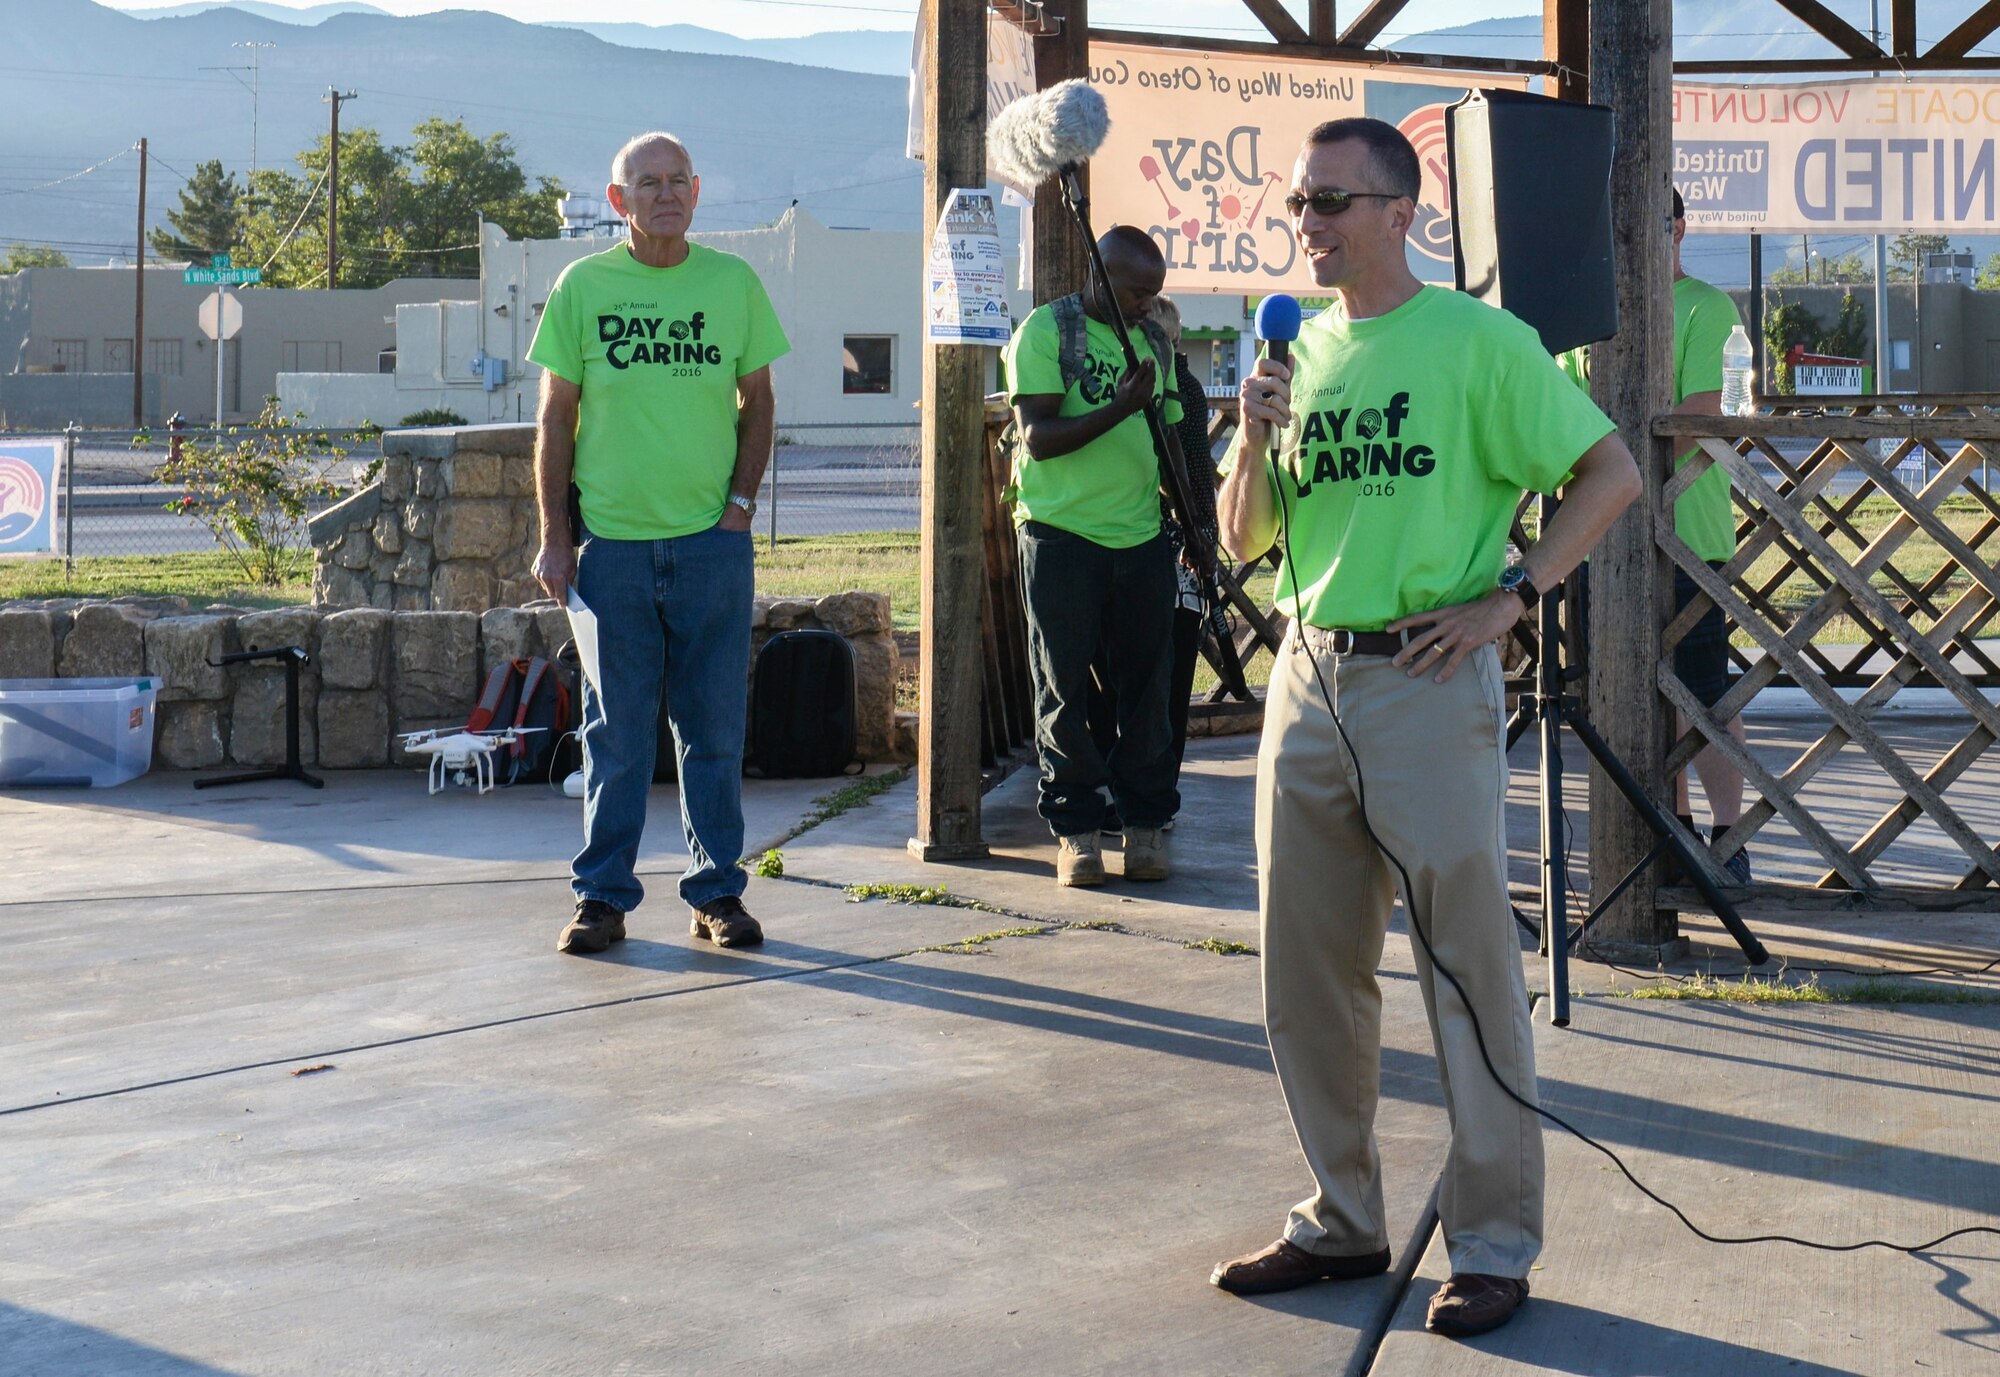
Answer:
[
  {"left": 0, "top": 552, "right": 311, "bottom": 609},
  {"left": 1736, "top": 491, "right": 1996, "bottom": 648},
  {"left": 754, "top": 531, "right": 921, "bottom": 632}
]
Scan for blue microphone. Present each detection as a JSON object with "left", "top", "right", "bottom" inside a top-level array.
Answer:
[
  {"left": 1253, "top": 295, "right": 1301, "bottom": 460},
  {"left": 1254, "top": 293, "right": 1303, "bottom": 368}
]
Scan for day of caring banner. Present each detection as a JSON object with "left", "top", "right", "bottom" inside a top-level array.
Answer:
[
  {"left": 1673, "top": 79, "right": 2000, "bottom": 235},
  {"left": 1088, "top": 43, "right": 1526, "bottom": 296}
]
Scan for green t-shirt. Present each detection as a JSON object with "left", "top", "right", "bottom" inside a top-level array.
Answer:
[
  {"left": 1003, "top": 305, "right": 1183, "bottom": 549},
  {"left": 1673, "top": 274, "right": 1741, "bottom": 562},
  {"left": 1266, "top": 286, "right": 1616, "bottom": 631},
  {"left": 527, "top": 242, "right": 789, "bottom": 541}
]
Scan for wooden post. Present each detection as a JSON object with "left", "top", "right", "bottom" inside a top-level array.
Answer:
[
  {"left": 1031, "top": 0, "right": 1088, "bottom": 305},
  {"left": 909, "top": 0, "right": 992, "bottom": 862},
  {"left": 1586, "top": 0, "right": 1683, "bottom": 955},
  {"left": 1542, "top": 0, "right": 1588, "bottom": 102}
]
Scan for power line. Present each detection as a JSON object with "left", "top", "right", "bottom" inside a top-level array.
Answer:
[{"left": 0, "top": 146, "right": 135, "bottom": 199}]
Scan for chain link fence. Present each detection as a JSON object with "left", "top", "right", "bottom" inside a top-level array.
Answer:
[
  {"left": 1, "top": 423, "right": 381, "bottom": 568},
  {"left": 3, "top": 420, "right": 922, "bottom": 569},
  {"left": 758, "top": 422, "right": 920, "bottom": 546}
]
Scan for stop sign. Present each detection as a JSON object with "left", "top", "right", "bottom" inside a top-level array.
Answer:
[{"left": 198, "top": 291, "right": 244, "bottom": 341}]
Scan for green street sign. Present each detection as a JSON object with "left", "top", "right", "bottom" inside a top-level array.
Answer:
[
  {"left": 183, "top": 266, "right": 262, "bottom": 286},
  {"left": 211, "top": 253, "right": 232, "bottom": 270}
]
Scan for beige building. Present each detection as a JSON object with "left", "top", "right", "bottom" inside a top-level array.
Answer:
[
  {"left": 281, "top": 209, "right": 957, "bottom": 439},
  {"left": 0, "top": 264, "right": 469, "bottom": 429},
  {"left": 277, "top": 208, "right": 1253, "bottom": 436}
]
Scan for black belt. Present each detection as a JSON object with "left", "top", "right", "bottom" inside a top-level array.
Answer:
[{"left": 1298, "top": 624, "right": 1430, "bottom": 658}]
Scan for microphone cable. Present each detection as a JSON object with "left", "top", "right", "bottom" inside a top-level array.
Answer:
[{"left": 1259, "top": 379, "right": 2000, "bottom": 1258}]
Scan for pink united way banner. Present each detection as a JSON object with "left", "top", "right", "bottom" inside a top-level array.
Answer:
[
  {"left": 1087, "top": 43, "right": 1526, "bottom": 296},
  {"left": 0, "top": 440, "right": 60, "bottom": 555},
  {"left": 1674, "top": 79, "right": 2000, "bottom": 235}
]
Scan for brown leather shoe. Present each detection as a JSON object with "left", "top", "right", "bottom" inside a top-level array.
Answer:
[
  {"left": 1425, "top": 1273, "right": 1529, "bottom": 1337},
  {"left": 1210, "top": 1238, "right": 1391, "bottom": 1295},
  {"left": 557, "top": 899, "right": 625, "bottom": 955},
  {"left": 690, "top": 895, "right": 764, "bottom": 947}
]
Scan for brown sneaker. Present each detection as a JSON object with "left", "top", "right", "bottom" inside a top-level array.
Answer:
[
  {"left": 1425, "top": 1273, "right": 1529, "bottom": 1338},
  {"left": 557, "top": 898, "right": 626, "bottom": 955},
  {"left": 690, "top": 895, "right": 764, "bottom": 948},
  {"left": 1210, "top": 1239, "right": 1391, "bottom": 1295}
]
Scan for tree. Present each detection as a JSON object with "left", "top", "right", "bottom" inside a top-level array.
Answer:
[
  {"left": 401, "top": 119, "right": 562, "bottom": 277},
  {"left": 149, "top": 159, "right": 241, "bottom": 262},
  {"left": 0, "top": 243, "right": 69, "bottom": 271},
  {"left": 1759, "top": 290, "right": 1872, "bottom": 391},
  {"left": 1978, "top": 253, "right": 2000, "bottom": 291},
  {"left": 1767, "top": 250, "right": 1870, "bottom": 286},
  {"left": 1888, "top": 233, "right": 1951, "bottom": 282},
  {"left": 1822, "top": 292, "right": 1870, "bottom": 361},
  {"left": 235, "top": 120, "right": 564, "bottom": 288}
]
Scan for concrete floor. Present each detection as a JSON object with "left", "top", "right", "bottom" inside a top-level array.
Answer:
[{"left": 3, "top": 736, "right": 1999, "bottom": 1374}]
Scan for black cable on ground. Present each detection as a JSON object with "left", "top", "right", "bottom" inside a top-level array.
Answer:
[{"left": 1270, "top": 473, "right": 2000, "bottom": 1257}]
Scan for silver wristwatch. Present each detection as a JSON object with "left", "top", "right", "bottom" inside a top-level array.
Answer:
[{"left": 728, "top": 493, "right": 757, "bottom": 518}]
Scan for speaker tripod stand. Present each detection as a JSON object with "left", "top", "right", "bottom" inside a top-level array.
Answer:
[{"left": 1507, "top": 501, "right": 1768, "bottom": 1028}]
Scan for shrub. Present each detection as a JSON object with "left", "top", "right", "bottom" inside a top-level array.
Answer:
[
  {"left": 399, "top": 408, "right": 468, "bottom": 428},
  {"left": 146, "top": 398, "right": 362, "bottom": 588}
]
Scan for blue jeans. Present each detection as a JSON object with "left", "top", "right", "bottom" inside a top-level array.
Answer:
[
  {"left": 1017, "top": 521, "right": 1179, "bottom": 837},
  {"left": 572, "top": 523, "right": 752, "bottom": 913}
]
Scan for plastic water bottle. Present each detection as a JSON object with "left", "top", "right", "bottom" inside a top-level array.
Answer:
[{"left": 1720, "top": 324, "right": 1754, "bottom": 416}]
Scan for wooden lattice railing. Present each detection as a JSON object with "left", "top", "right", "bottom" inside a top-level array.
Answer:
[{"left": 1658, "top": 398, "right": 2000, "bottom": 907}]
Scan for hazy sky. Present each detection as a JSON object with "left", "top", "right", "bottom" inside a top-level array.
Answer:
[{"left": 100, "top": 1, "right": 1515, "bottom": 42}]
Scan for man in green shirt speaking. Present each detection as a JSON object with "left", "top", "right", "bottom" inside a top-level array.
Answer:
[
  {"left": 1209, "top": 118, "right": 1639, "bottom": 1339},
  {"left": 527, "top": 131, "right": 789, "bottom": 955},
  {"left": 1003, "top": 227, "right": 1186, "bottom": 887}
]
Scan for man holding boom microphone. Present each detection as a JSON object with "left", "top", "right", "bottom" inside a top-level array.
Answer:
[{"left": 1208, "top": 118, "right": 1640, "bottom": 1338}]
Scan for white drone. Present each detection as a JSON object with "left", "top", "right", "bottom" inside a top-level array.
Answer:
[{"left": 399, "top": 727, "right": 545, "bottom": 795}]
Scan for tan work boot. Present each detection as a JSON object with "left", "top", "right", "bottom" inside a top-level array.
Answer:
[
  {"left": 1123, "top": 827, "right": 1171, "bottom": 881},
  {"left": 1056, "top": 833, "right": 1106, "bottom": 887}
]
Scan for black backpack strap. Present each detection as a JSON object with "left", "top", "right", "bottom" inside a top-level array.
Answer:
[{"left": 1049, "top": 292, "right": 1088, "bottom": 395}]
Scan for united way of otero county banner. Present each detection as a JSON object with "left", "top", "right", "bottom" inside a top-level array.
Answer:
[
  {"left": 1088, "top": 43, "right": 1526, "bottom": 295},
  {"left": 1675, "top": 80, "right": 2000, "bottom": 234}
]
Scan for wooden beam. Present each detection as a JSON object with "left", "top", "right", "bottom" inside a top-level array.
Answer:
[
  {"left": 910, "top": 0, "right": 992, "bottom": 863},
  {"left": 1310, "top": 0, "right": 1335, "bottom": 46},
  {"left": 1676, "top": 55, "right": 2000, "bottom": 72},
  {"left": 1238, "top": 0, "right": 1310, "bottom": 45},
  {"left": 1892, "top": 0, "right": 1917, "bottom": 58},
  {"left": 1770, "top": 0, "right": 1885, "bottom": 59},
  {"left": 1338, "top": 0, "right": 1410, "bottom": 48},
  {"left": 1089, "top": 27, "right": 1554, "bottom": 77},
  {"left": 1930, "top": 0, "right": 2000, "bottom": 60},
  {"left": 1033, "top": 0, "right": 1090, "bottom": 305},
  {"left": 1543, "top": 0, "right": 1588, "bottom": 104},
  {"left": 1587, "top": 0, "right": 1678, "bottom": 949}
]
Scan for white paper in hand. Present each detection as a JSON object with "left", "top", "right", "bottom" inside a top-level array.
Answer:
[{"left": 565, "top": 587, "right": 603, "bottom": 700}]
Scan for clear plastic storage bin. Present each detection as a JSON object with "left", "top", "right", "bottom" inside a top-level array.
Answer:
[{"left": 0, "top": 677, "right": 161, "bottom": 788}]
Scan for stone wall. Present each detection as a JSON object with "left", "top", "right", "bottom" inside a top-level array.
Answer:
[
  {"left": 0, "top": 592, "right": 906, "bottom": 770},
  {"left": 309, "top": 423, "right": 541, "bottom": 614}
]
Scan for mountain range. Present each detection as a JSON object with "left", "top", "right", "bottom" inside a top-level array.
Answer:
[
  {"left": 3, "top": 0, "right": 921, "bottom": 264},
  {"left": 9, "top": 1, "right": 1998, "bottom": 281}
]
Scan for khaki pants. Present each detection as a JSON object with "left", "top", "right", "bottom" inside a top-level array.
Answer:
[{"left": 1256, "top": 629, "right": 1544, "bottom": 1280}]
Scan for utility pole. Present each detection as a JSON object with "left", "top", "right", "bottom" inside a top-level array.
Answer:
[
  {"left": 134, "top": 136, "right": 147, "bottom": 428},
  {"left": 324, "top": 88, "right": 357, "bottom": 288}
]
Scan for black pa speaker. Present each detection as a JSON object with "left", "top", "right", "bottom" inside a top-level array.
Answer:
[{"left": 1446, "top": 88, "right": 1618, "bottom": 356}]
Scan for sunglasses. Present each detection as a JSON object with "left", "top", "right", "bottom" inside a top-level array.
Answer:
[{"left": 1283, "top": 189, "right": 1404, "bottom": 218}]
